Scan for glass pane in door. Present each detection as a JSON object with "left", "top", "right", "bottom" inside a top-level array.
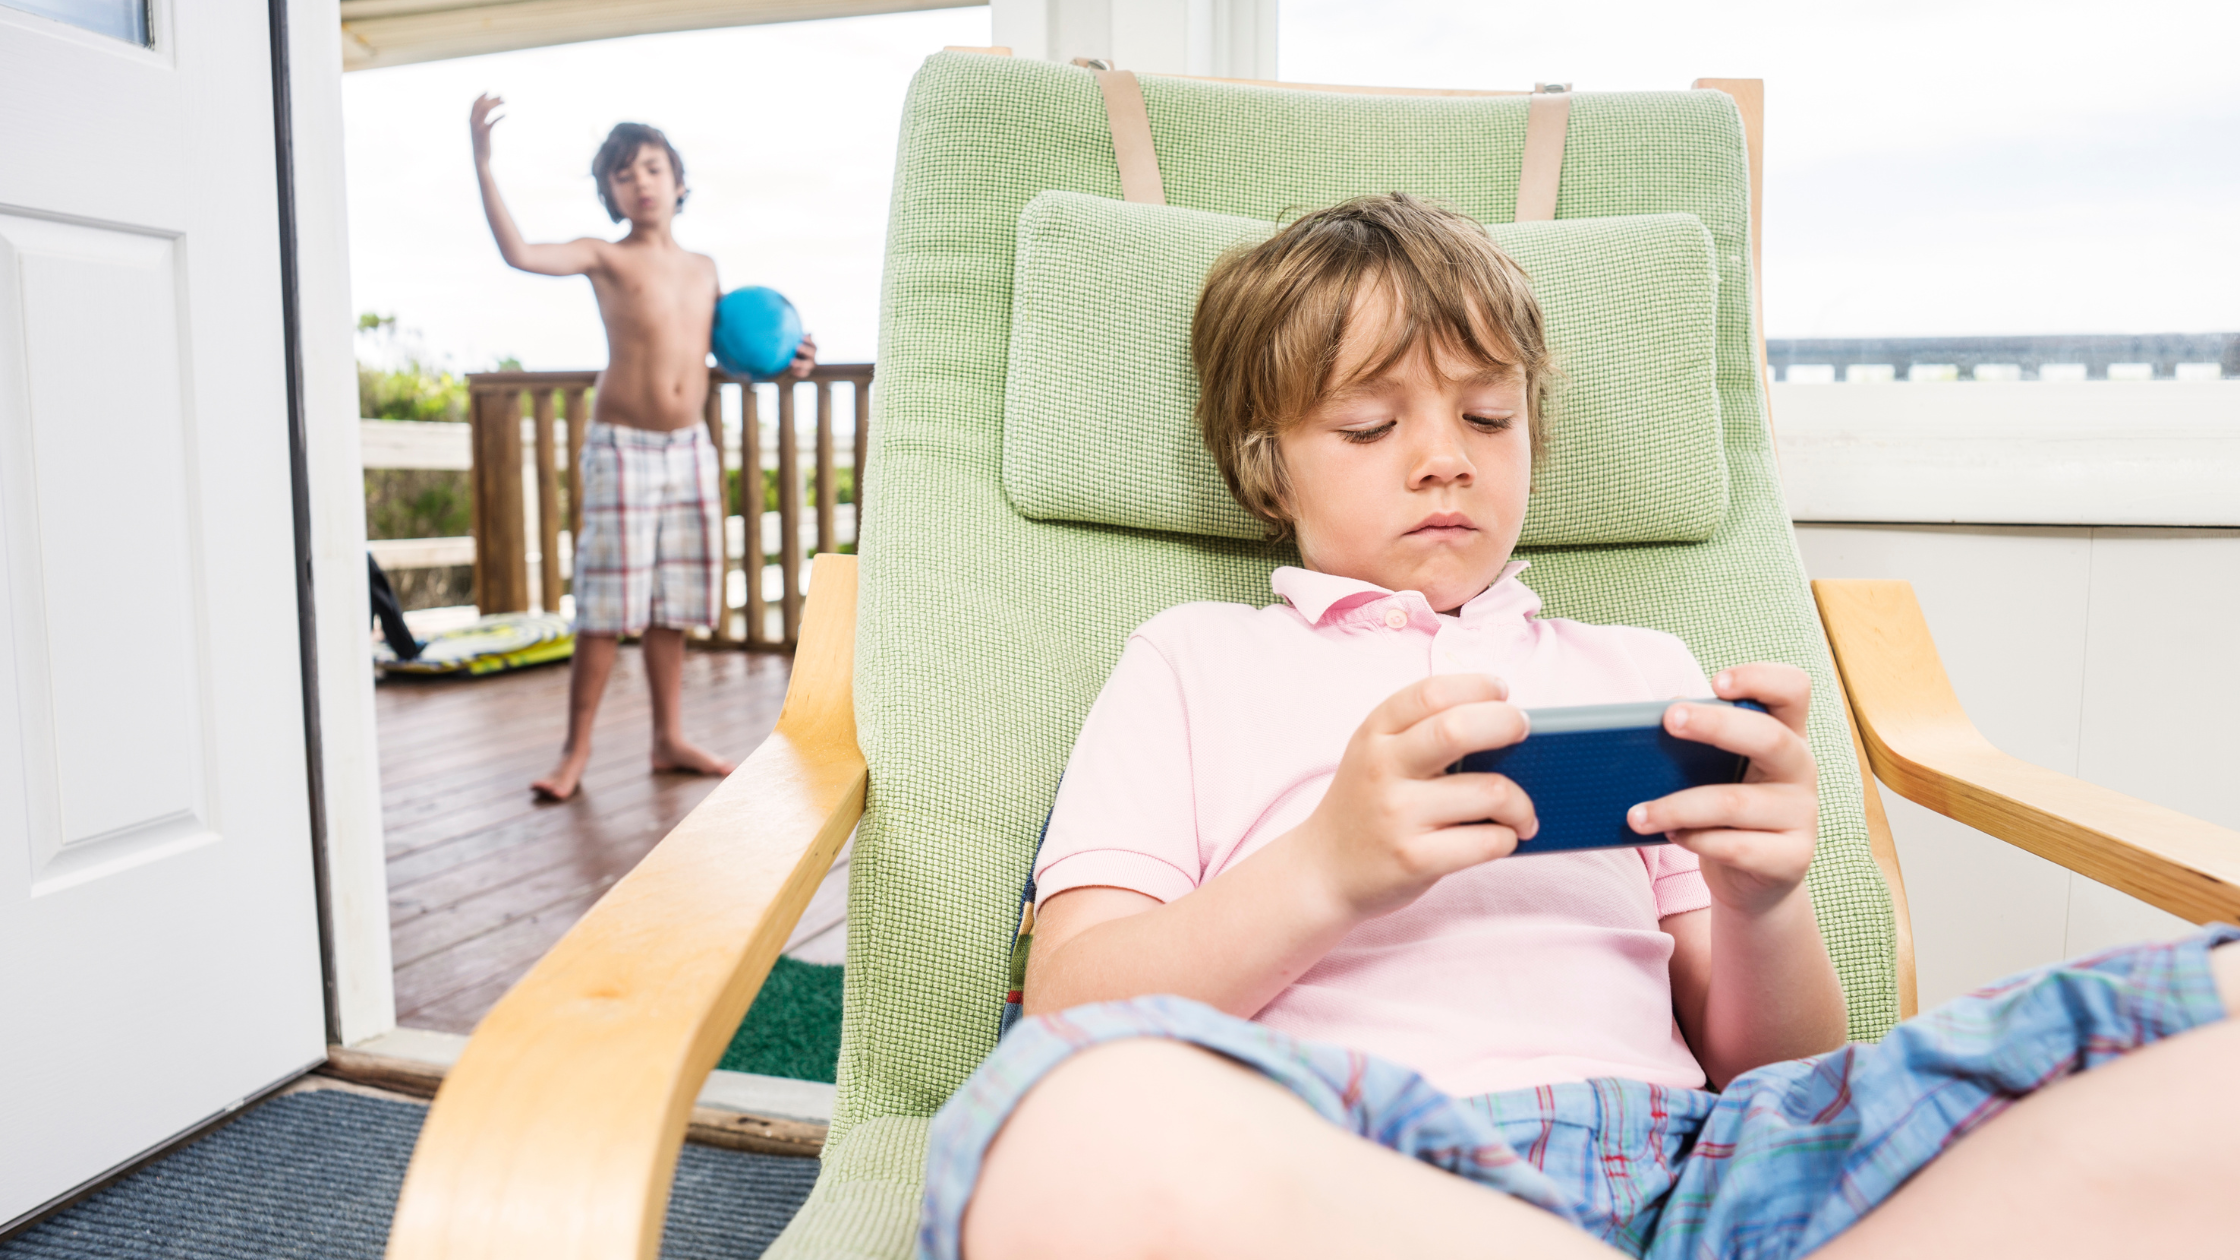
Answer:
[{"left": 3, "top": 0, "right": 147, "bottom": 45}]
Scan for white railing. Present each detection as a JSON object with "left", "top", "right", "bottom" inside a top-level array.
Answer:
[
  {"left": 363, "top": 367, "right": 872, "bottom": 649},
  {"left": 457, "top": 364, "right": 871, "bottom": 649},
  {"left": 361, "top": 418, "right": 476, "bottom": 575}
]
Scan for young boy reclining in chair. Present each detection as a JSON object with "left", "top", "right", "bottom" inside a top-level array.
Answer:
[{"left": 922, "top": 194, "right": 2240, "bottom": 1260}]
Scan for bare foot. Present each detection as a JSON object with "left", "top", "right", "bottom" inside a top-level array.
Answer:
[
  {"left": 652, "top": 737, "right": 734, "bottom": 778},
  {"left": 533, "top": 746, "right": 591, "bottom": 801}
]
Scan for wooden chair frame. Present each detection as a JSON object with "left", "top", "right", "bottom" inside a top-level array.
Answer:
[{"left": 384, "top": 72, "right": 2240, "bottom": 1259}]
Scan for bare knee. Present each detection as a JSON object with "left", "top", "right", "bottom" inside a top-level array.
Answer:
[{"left": 961, "top": 1040, "right": 1305, "bottom": 1260}]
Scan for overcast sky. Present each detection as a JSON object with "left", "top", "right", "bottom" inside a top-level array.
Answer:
[{"left": 342, "top": 1, "right": 2239, "bottom": 373}]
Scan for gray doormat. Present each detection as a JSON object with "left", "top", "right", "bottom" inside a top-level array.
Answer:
[{"left": 1, "top": 1089, "right": 818, "bottom": 1258}]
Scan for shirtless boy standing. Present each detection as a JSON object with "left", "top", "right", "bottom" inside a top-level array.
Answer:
[{"left": 470, "top": 95, "right": 815, "bottom": 801}]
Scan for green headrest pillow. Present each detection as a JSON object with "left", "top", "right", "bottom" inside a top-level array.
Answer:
[{"left": 1002, "top": 191, "right": 1727, "bottom": 546}]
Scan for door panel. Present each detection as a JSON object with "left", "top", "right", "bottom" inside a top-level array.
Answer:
[
  {"left": 0, "top": 0, "right": 326, "bottom": 1222},
  {"left": 2, "top": 217, "right": 212, "bottom": 892}
]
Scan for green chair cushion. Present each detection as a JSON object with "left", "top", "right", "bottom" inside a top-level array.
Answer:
[
  {"left": 761, "top": 1117, "right": 929, "bottom": 1260},
  {"left": 1003, "top": 191, "right": 1727, "bottom": 546}
]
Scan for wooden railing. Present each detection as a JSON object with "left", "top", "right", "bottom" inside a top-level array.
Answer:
[{"left": 465, "top": 363, "right": 871, "bottom": 649}]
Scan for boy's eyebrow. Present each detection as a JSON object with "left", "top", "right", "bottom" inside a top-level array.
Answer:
[
  {"left": 1456, "top": 363, "right": 1522, "bottom": 384},
  {"left": 1319, "top": 376, "right": 1403, "bottom": 404},
  {"left": 1326, "top": 363, "right": 1517, "bottom": 401}
]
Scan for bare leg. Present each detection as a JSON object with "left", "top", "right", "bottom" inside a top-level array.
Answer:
[
  {"left": 641, "top": 625, "right": 734, "bottom": 777},
  {"left": 533, "top": 632, "right": 618, "bottom": 801},
  {"left": 963, "top": 1039, "right": 1620, "bottom": 1260},
  {"left": 1820, "top": 941, "right": 2240, "bottom": 1259}
]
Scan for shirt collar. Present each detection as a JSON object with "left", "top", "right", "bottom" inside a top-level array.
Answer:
[{"left": 1271, "top": 560, "right": 1538, "bottom": 627}]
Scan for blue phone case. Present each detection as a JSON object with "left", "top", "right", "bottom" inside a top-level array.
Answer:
[{"left": 1446, "top": 698, "right": 1767, "bottom": 855}]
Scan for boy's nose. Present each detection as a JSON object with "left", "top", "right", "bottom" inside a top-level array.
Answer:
[{"left": 1410, "top": 430, "right": 1475, "bottom": 486}]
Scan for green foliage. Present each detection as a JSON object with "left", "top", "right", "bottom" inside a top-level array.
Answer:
[
  {"left": 356, "top": 311, "right": 472, "bottom": 422},
  {"left": 722, "top": 465, "right": 856, "bottom": 517},
  {"left": 354, "top": 311, "right": 516, "bottom": 423},
  {"left": 364, "top": 468, "right": 471, "bottom": 540},
  {"left": 365, "top": 431, "right": 472, "bottom": 609},
  {"left": 359, "top": 362, "right": 469, "bottom": 423},
  {"left": 721, "top": 465, "right": 858, "bottom": 563}
]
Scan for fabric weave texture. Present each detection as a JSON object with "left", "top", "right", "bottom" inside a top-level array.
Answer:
[{"left": 768, "top": 51, "right": 1898, "bottom": 1259}]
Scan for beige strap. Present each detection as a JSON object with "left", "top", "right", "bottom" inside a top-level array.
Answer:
[
  {"left": 1094, "top": 68, "right": 1167, "bottom": 206},
  {"left": 1514, "top": 91, "right": 1571, "bottom": 222}
]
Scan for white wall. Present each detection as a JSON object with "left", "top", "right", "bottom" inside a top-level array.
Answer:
[
  {"left": 1778, "top": 378, "right": 2238, "bottom": 1007},
  {"left": 992, "top": 0, "right": 1277, "bottom": 78},
  {"left": 1777, "top": 381, "right": 2240, "bottom": 528},
  {"left": 1794, "top": 525, "right": 2237, "bottom": 1010}
]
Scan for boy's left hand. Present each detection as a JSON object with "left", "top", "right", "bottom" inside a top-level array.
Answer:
[
  {"left": 1628, "top": 662, "right": 1817, "bottom": 916},
  {"left": 786, "top": 332, "right": 818, "bottom": 380}
]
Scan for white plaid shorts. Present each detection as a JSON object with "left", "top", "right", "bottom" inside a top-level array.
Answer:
[{"left": 572, "top": 420, "right": 722, "bottom": 635}]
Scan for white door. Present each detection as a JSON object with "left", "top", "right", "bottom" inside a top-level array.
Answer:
[{"left": 0, "top": 0, "right": 328, "bottom": 1223}]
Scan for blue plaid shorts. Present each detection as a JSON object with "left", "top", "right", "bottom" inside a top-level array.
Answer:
[{"left": 921, "top": 925, "right": 2234, "bottom": 1259}]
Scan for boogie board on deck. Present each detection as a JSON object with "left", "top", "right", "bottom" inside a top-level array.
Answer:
[{"left": 376, "top": 612, "right": 574, "bottom": 677}]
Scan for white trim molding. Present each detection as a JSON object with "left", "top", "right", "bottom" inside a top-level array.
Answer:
[
  {"left": 293, "top": 0, "right": 396, "bottom": 1046},
  {"left": 339, "top": 0, "right": 968, "bottom": 70},
  {"left": 1775, "top": 381, "right": 2240, "bottom": 527}
]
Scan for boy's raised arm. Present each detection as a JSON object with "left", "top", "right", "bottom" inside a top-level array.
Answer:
[{"left": 470, "top": 94, "right": 603, "bottom": 278}]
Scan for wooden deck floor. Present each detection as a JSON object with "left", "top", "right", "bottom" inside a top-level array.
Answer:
[{"left": 377, "top": 647, "right": 793, "bottom": 1033}]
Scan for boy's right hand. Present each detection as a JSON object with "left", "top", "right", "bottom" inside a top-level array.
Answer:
[
  {"left": 470, "top": 94, "right": 504, "bottom": 165},
  {"left": 1297, "top": 674, "right": 1537, "bottom": 921}
]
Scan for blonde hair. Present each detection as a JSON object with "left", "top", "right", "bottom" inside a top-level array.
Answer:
[{"left": 1190, "top": 193, "right": 1550, "bottom": 537}]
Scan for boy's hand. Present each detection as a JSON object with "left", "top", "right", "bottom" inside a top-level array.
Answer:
[
  {"left": 785, "top": 332, "right": 818, "bottom": 380},
  {"left": 470, "top": 93, "right": 505, "bottom": 165},
  {"left": 1298, "top": 674, "right": 1537, "bottom": 921},
  {"left": 1629, "top": 663, "right": 1817, "bottom": 916}
]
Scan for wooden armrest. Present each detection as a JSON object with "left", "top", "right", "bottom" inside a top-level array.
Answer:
[
  {"left": 1814, "top": 579, "right": 2240, "bottom": 925},
  {"left": 387, "top": 555, "right": 867, "bottom": 1260}
]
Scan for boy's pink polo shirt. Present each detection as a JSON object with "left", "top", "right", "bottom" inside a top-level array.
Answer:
[{"left": 1038, "top": 563, "right": 1716, "bottom": 1096}]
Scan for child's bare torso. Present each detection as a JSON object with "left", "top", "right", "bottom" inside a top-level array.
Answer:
[{"left": 587, "top": 237, "right": 719, "bottom": 432}]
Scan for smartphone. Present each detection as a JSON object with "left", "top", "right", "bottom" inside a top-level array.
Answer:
[{"left": 1445, "top": 698, "right": 1768, "bottom": 855}]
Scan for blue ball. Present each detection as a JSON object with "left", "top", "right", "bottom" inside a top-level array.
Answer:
[{"left": 711, "top": 286, "right": 804, "bottom": 381}]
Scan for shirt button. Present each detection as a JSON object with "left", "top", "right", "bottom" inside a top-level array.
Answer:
[{"left": 1384, "top": 609, "right": 1409, "bottom": 630}]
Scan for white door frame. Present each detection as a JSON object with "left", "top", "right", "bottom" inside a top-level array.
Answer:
[{"left": 283, "top": 0, "right": 396, "bottom": 1050}]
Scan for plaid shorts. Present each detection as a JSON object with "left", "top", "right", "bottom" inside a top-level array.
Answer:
[
  {"left": 922, "top": 925, "right": 2236, "bottom": 1260},
  {"left": 572, "top": 421, "right": 722, "bottom": 635}
]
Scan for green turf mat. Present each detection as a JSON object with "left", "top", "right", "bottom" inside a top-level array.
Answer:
[{"left": 720, "top": 957, "right": 843, "bottom": 1083}]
